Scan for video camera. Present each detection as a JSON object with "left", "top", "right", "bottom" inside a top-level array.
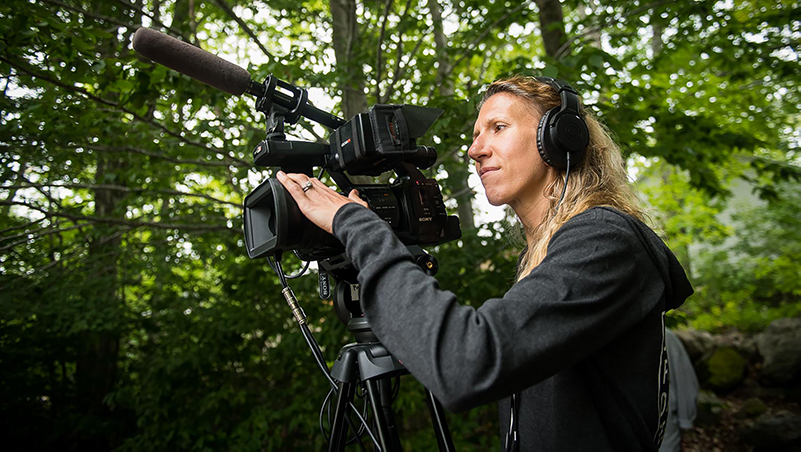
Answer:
[
  {"left": 243, "top": 77, "right": 461, "bottom": 262},
  {"left": 131, "top": 28, "right": 460, "bottom": 267}
]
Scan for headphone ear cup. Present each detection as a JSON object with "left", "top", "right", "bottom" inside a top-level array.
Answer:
[{"left": 536, "top": 107, "right": 559, "bottom": 168}]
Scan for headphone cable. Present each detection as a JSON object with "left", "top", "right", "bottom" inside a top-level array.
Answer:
[{"left": 555, "top": 151, "right": 571, "bottom": 214}]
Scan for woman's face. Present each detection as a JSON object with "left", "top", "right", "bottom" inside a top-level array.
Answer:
[{"left": 469, "top": 92, "right": 556, "bottom": 212}]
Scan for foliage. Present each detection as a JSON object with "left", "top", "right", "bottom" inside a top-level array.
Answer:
[
  {"left": 0, "top": 0, "right": 799, "bottom": 450},
  {"left": 683, "top": 183, "right": 801, "bottom": 333}
]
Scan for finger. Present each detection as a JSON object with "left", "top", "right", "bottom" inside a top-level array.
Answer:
[
  {"left": 282, "top": 172, "right": 311, "bottom": 187},
  {"left": 276, "top": 171, "right": 300, "bottom": 189},
  {"left": 348, "top": 189, "right": 369, "bottom": 208},
  {"left": 310, "top": 178, "right": 330, "bottom": 191},
  {"left": 276, "top": 171, "right": 307, "bottom": 202}
]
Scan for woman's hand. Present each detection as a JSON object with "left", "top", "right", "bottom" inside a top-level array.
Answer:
[{"left": 276, "top": 171, "right": 369, "bottom": 234}]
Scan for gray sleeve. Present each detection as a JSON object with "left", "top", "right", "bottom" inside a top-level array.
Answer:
[
  {"left": 665, "top": 329, "right": 699, "bottom": 429},
  {"left": 332, "top": 203, "right": 660, "bottom": 412}
]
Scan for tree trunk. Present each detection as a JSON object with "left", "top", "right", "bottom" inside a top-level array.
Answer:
[
  {"left": 534, "top": 0, "right": 568, "bottom": 59},
  {"left": 74, "top": 1, "right": 130, "bottom": 426},
  {"left": 651, "top": 20, "right": 664, "bottom": 55},
  {"left": 577, "top": 0, "right": 602, "bottom": 49},
  {"left": 329, "top": 0, "right": 372, "bottom": 185},
  {"left": 429, "top": 0, "right": 475, "bottom": 230},
  {"left": 428, "top": 0, "right": 452, "bottom": 96},
  {"left": 329, "top": 0, "right": 368, "bottom": 119}
]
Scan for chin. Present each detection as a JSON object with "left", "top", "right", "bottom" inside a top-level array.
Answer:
[{"left": 484, "top": 192, "right": 508, "bottom": 207}]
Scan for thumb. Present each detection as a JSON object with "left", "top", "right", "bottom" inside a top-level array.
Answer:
[{"left": 349, "top": 189, "right": 369, "bottom": 208}]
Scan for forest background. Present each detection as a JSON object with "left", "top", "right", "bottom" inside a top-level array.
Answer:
[{"left": 1, "top": 0, "right": 798, "bottom": 449}]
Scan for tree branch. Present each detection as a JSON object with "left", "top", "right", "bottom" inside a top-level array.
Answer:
[
  {"left": 375, "top": 0, "right": 394, "bottom": 102},
  {"left": 41, "top": 0, "right": 135, "bottom": 30},
  {"left": 0, "top": 55, "right": 225, "bottom": 155},
  {"left": 4, "top": 183, "right": 243, "bottom": 208},
  {"left": 212, "top": 0, "right": 275, "bottom": 62},
  {"left": 450, "top": 2, "right": 532, "bottom": 71},
  {"left": 0, "top": 218, "right": 46, "bottom": 236},
  {"left": 0, "top": 200, "right": 50, "bottom": 215},
  {"left": 83, "top": 143, "right": 250, "bottom": 167},
  {"left": 380, "top": 0, "right": 416, "bottom": 103},
  {"left": 0, "top": 222, "right": 95, "bottom": 253},
  {"left": 110, "top": 0, "right": 191, "bottom": 40},
  {"left": 382, "top": 27, "right": 430, "bottom": 103},
  {"left": 554, "top": 0, "right": 672, "bottom": 60},
  {"left": 295, "top": 118, "right": 327, "bottom": 143},
  {"left": 0, "top": 201, "right": 237, "bottom": 232},
  {"left": 0, "top": 228, "right": 128, "bottom": 294}
]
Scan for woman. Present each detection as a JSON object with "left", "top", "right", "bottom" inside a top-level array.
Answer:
[{"left": 276, "top": 75, "right": 693, "bottom": 451}]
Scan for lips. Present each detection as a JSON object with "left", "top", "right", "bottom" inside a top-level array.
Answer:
[{"left": 479, "top": 167, "right": 499, "bottom": 177}]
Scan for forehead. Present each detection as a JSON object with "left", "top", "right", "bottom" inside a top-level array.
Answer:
[{"left": 475, "top": 92, "right": 539, "bottom": 127}]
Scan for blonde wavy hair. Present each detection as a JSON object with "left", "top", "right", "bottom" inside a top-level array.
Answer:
[{"left": 478, "top": 75, "right": 644, "bottom": 281}]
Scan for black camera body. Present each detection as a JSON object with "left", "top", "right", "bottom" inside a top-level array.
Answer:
[{"left": 243, "top": 76, "right": 460, "bottom": 262}]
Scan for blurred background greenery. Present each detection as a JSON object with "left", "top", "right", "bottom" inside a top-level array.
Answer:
[{"left": 1, "top": 0, "right": 798, "bottom": 449}]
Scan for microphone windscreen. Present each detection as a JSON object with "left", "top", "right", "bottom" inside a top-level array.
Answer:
[{"left": 132, "top": 27, "right": 252, "bottom": 96}]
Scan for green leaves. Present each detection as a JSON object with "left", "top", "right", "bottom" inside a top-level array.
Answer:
[{"left": 1, "top": 0, "right": 798, "bottom": 449}]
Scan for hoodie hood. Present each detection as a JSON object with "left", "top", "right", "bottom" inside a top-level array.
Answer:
[{"left": 610, "top": 208, "right": 694, "bottom": 311}]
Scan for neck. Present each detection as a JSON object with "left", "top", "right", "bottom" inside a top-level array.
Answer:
[{"left": 511, "top": 195, "right": 551, "bottom": 244}]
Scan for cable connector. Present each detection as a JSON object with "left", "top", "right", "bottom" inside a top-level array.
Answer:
[{"left": 282, "top": 286, "right": 307, "bottom": 325}]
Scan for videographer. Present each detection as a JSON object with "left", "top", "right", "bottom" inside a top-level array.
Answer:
[{"left": 276, "top": 75, "right": 693, "bottom": 451}]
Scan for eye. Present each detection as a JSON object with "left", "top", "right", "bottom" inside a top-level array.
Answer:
[{"left": 493, "top": 123, "right": 507, "bottom": 133}]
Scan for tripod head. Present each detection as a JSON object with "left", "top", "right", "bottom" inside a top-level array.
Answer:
[{"left": 321, "top": 245, "right": 439, "bottom": 328}]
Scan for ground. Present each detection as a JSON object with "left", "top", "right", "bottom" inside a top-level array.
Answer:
[{"left": 682, "top": 389, "right": 801, "bottom": 451}]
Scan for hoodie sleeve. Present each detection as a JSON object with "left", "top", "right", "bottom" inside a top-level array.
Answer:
[{"left": 332, "top": 203, "right": 685, "bottom": 412}]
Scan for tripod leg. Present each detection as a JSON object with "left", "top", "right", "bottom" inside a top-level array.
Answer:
[
  {"left": 329, "top": 380, "right": 356, "bottom": 452},
  {"left": 378, "top": 378, "right": 403, "bottom": 450},
  {"left": 365, "top": 378, "right": 402, "bottom": 452},
  {"left": 425, "top": 389, "right": 455, "bottom": 452}
]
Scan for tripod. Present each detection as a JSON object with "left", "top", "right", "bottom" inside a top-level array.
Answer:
[
  {"left": 327, "top": 316, "right": 455, "bottom": 452},
  {"left": 270, "top": 248, "right": 454, "bottom": 451}
]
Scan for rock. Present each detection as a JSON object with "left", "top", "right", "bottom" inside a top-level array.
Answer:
[
  {"left": 697, "top": 346, "right": 748, "bottom": 393},
  {"left": 717, "top": 328, "right": 758, "bottom": 359},
  {"left": 673, "top": 328, "right": 716, "bottom": 364},
  {"left": 740, "top": 410, "right": 801, "bottom": 451},
  {"left": 695, "top": 390, "right": 728, "bottom": 426},
  {"left": 735, "top": 397, "right": 768, "bottom": 419},
  {"left": 755, "top": 318, "right": 801, "bottom": 387}
]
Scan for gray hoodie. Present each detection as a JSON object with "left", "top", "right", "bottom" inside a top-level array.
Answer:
[{"left": 332, "top": 204, "right": 694, "bottom": 451}]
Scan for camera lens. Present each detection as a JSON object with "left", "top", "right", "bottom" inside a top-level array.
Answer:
[{"left": 408, "top": 145, "right": 437, "bottom": 169}]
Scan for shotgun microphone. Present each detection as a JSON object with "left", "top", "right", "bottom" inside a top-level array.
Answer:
[{"left": 132, "top": 27, "right": 264, "bottom": 97}]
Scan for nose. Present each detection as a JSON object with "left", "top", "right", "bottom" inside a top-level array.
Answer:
[{"left": 468, "top": 134, "right": 489, "bottom": 162}]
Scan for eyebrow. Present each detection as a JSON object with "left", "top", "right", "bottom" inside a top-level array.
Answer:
[{"left": 472, "top": 115, "right": 507, "bottom": 139}]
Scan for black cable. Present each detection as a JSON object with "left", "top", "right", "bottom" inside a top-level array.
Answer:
[
  {"left": 271, "top": 255, "right": 381, "bottom": 451},
  {"left": 344, "top": 388, "right": 369, "bottom": 449},
  {"left": 266, "top": 255, "right": 288, "bottom": 287},
  {"left": 286, "top": 250, "right": 310, "bottom": 279},
  {"left": 555, "top": 151, "right": 571, "bottom": 214},
  {"left": 391, "top": 376, "right": 401, "bottom": 402},
  {"left": 320, "top": 388, "right": 334, "bottom": 439}
]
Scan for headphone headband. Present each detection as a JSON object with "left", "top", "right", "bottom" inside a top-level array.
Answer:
[{"left": 534, "top": 76, "right": 582, "bottom": 117}]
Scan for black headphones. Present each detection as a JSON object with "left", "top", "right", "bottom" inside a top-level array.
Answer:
[{"left": 534, "top": 76, "right": 590, "bottom": 170}]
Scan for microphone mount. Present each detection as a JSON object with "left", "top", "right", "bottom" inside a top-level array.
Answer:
[
  {"left": 251, "top": 75, "right": 332, "bottom": 174},
  {"left": 255, "top": 76, "right": 310, "bottom": 140}
]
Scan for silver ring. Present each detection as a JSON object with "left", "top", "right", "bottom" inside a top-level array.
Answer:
[{"left": 301, "top": 180, "right": 313, "bottom": 192}]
